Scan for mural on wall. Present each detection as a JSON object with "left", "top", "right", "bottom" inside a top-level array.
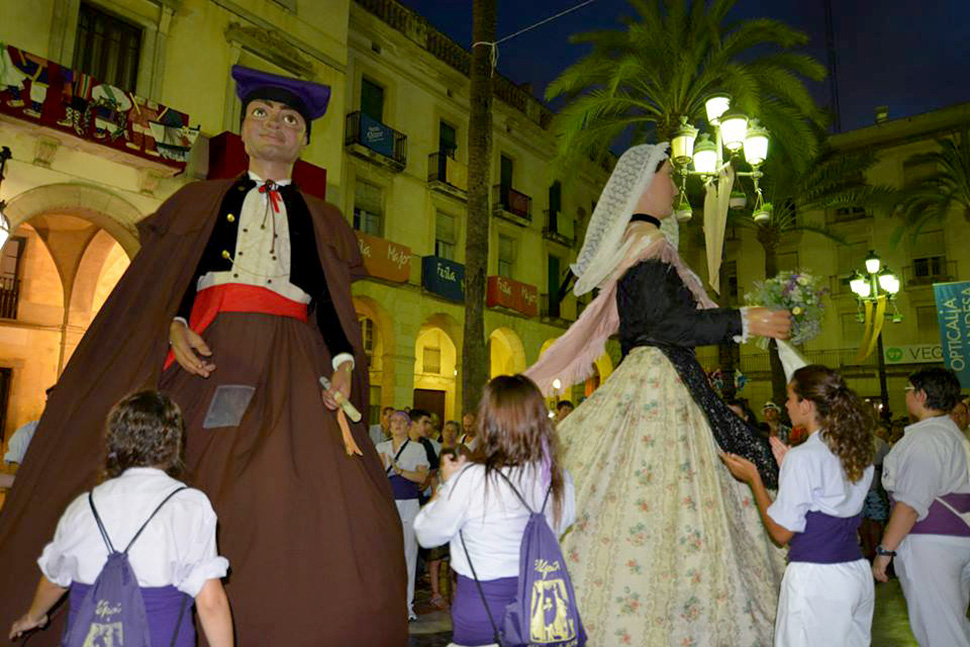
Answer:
[{"left": 0, "top": 43, "right": 198, "bottom": 167}]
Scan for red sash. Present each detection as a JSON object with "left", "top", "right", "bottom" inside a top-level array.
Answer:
[{"left": 163, "top": 283, "right": 308, "bottom": 370}]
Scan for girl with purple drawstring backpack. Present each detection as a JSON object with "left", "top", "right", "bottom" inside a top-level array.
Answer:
[
  {"left": 8, "top": 391, "right": 233, "bottom": 646},
  {"left": 415, "top": 375, "right": 585, "bottom": 647}
]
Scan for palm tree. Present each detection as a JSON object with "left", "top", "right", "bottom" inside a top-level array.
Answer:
[
  {"left": 545, "top": 0, "right": 828, "bottom": 172},
  {"left": 892, "top": 126, "right": 970, "bottom": 245},
  {"left": 727, "top": 148, "right": 895, "bottom": 406},
  {"left": 461, "top": 0, "right": 495, "bottom": 412}
]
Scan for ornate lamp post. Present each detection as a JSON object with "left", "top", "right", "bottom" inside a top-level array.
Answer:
[
  {"left": 669, "top": 94, "right": 771, "bottom": 222},
  {"left": 849, "top": 250, "right": 902, "bottom": 418},
  {"left": 0, "top": 146, "right": 12, "bottom": 249}
]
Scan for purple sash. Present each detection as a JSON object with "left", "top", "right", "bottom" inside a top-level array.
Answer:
[
  {"left": 388, "top": 474, "right": 421, "bottom": 500},
  {"left": 67, "top": 582, "right": 194, "bottom": 646},
  {"left": 788, "top": 511, "right": 863, "bottom": 564},
  {"left": 909, "top": 493, "right": 970, "bottom": 537},
  {"left": 452, "top": 574, "right": 516, "bottom": 646}
]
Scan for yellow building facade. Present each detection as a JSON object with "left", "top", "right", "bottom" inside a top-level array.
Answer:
[
  {"left": 0, "top": 0, "right": 610, "bottom": 465},
  {"left": 703, "top": 103, "right": 970, "bottom": 419}
]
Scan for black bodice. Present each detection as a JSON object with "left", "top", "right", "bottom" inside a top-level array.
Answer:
[{"left": 617, "top": 259, "right": 778, "bottom": 489}]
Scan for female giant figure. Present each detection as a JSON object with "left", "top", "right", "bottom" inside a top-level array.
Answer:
[{"left": 527, "top": 143, "right": 791, "bottom": 646}]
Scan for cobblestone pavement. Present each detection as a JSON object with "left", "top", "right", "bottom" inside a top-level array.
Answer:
[{"left": 409, "top": 572, "right": 920, "bottom": 646}]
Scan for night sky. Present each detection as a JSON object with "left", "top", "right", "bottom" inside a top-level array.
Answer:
[{"left": 398, "top": 0, "right": 970, "bottom": 134}]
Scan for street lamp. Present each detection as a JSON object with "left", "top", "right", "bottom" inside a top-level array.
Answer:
[
  {"left": 0, "top": 146, "right": 12, "bottom": 250},
  {"left": 670, "top": 95, "right": 771, "bottom": 224},
  {"left": 849, "top": 250, "right": 902, "bottom": 418}
]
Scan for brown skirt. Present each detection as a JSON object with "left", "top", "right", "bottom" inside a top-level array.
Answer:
[{"left": 159, "top": 312, "right": 407, "bottom": 646}]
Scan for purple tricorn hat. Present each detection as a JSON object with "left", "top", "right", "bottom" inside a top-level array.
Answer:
[{"left": 231, "top": 65, "right": 331, "bottom": 139}]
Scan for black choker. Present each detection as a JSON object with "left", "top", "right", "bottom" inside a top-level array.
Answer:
[{"left": 630, "top": 213, "right": 662, "bottom": 228}]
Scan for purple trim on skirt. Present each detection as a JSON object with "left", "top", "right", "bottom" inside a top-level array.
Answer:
[
  {"left": 389, "top": 474, "right": 421, "bottom": 500},
  {"left": 452, "top": 574, "right": 516, "bottom": 646},
  {"left": 910, "top": 493, "right": 970, "bottom": 537},
  {"left": 788, "top": 511, "right": 863, "bottom": 564},
  {"left": 68, "top": 583, "right": 194, "bottom": 647}
]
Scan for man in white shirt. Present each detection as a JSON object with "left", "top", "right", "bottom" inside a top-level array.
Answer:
[{"left": 875, "top": 368, "right": 970, "bottom": 646}]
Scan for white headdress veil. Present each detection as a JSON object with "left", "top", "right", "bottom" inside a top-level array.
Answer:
[{"left": 572, "top": 143, "right": 670, "bottom": 295}]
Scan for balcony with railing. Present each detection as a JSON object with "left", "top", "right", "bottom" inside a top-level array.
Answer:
[
  {"left": 345, "top": 111, "right": 407, "bottom": 171},
  {"left": 542, "top": 209, "right": 573, "bottom": 246},
  {"left": 427, "top": 152, "right": 467, "bottom": 199},
  {"left": 0, "top": 278, "right": 21, "bottom": 319},
  {"left": 903, "top": 257, "right": 956, "bottom": 287},
  {"left": 492, "top": 185, "right": 532, "bottom": 226}
]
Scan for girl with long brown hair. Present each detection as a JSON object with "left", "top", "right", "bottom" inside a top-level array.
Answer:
[
  {"left": 722, "top": 365, "right": 876, "bottom": 647},
  {"left": 414, "top": 375, "right": 576, "bottom": 647}
]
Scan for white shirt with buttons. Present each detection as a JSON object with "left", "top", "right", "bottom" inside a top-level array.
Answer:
[{"left": 175, "top": 172, "right": 353, "bottom": 371}]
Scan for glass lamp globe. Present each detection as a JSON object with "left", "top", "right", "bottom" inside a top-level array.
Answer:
[
  {"left": 692, "top": 134, "right": 717, "bottom": 174},
  {"left": 704, "top": 94, "right": 731, "bottom": 124},
  {"left": 879, "top": 271, "right": 901, "bottom": 295},
  {"left": 849, "top": 274, "right": 870, "bottom": 298},
  {"left": 671, "top": 119, "right": 698, "bottom": 166},
  {"left": 720, "top": 111, "right": 749, "bottom": 151},
  {"left": 865, "top": 251, "right": 882, "bottom": 275},
  {"left": 743, "top": 120, "right": 769, "bottom": 166}
]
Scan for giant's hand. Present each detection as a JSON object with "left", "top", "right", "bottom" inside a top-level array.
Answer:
[
  {"left": 169, "top": 320, "right": 216, "bottom": 377},
  {"left": 747, "top": 307, "right": 792, "bottom": 340},
  {"left": 322, "top": 362, "right": 352, "bottom": 411}
]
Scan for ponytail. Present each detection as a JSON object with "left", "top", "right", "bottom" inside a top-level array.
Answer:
[{"left": 791, "top": 365, "right": 875, "bottom": 483}]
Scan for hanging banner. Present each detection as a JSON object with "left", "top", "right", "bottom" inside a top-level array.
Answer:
[
  {"left": 422, "top": 256, "right": 464, "bottom": 302},
  {"left": 359, "top": 113, "right": 395, "bottom": 158},
  {"left": 486, "top": 276, "right": 539, "bottom": 317},
  {"left": 355, "top": 231, "right": 411, "bottom": 283},
  {"left": 934, "top": 281, "right": 970, "bottom": 388},
  {"left": 0, "top": 43, "right": 196, "bottom": 168}
]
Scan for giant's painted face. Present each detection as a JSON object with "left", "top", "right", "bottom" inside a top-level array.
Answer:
[
  {"left": 633, "top": 160, "right": 677, "bottom": 218},
  {"left": 241, "top": 99, "right": 308, "bottom": 165}
]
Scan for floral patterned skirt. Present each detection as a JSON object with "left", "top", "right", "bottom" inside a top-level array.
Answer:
[{"left": 559, "top": 346, "right": 786, "bottom": 647}]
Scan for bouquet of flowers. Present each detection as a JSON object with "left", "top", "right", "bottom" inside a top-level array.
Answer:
[{"left": 744, "top": 270, "right": 828, "bottom": 349}]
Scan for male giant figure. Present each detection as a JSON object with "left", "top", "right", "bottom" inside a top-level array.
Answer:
[{"left": 0, "top": 66, "right": 407, "bottom": 646}]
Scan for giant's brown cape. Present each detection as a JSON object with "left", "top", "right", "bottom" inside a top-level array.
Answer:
[{"left": 0, "top": 179, "right": 407, "bottom": 645}]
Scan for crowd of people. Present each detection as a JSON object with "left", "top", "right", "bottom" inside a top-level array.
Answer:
[{"left": 2, "top": 62, "right": 970, "bottom": 647}]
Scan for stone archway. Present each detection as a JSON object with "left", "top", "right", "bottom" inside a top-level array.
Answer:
[
  {"left": 488, "top": 327, "right": 527, "bottom": 379},
  {"left": 4, "top": 183, "right": 142, "bottom": 257},
  {"left": 1, "top": 183, "right": 143, "bottom": 374},
  {"left": 415, "top": 313, "right": 461, "bottom": 421}
]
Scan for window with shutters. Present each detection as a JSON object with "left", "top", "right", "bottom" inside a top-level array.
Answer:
[
  {"left": 840, "top": 312, "right": 865, "bottom": 347},
  {"left": 435, "top": 211, "right": 456, "bottom": 260},
  {"left": 361, "top": 77, "right": 385, "bottom": 121},
  {"left": 498, "top": 234, "right": 516, "bottom": 278},
  {"left": 353, "top": 181, "right": 383, "bottom": 236},
  {"left": 916, "top": 306, "right": 941, "bottom": 345},
  {"left": 423, "top": 347, "right": 441, "bottom": 374},
  {"left": 0, "top": 236, "right": 26, "bottom": 319},
  {"left": 359, "top": 317, "right": 375, "bottom": 357},
  {"left": 73, "top": 3, "right": 142, "bottom": 93},
  {"left": 911, "top": 229, "right": 946, "bottom": 279},
  {"left": 439, "top": 121, "right": 457, "bottom": 157}
]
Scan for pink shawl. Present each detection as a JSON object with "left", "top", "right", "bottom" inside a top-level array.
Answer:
[{"left": 525, "top": 231, "right": 717, "bottom": 395}]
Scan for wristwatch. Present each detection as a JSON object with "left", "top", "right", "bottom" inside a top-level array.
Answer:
[{"left": 875, "top": 545, "right": 896, "bottom": 557}]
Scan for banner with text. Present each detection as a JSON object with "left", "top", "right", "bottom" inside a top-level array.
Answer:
[
  {"left": 934, "top": 280, "right": 970, "bottom": 388},
  {"left": 883, "top": 344, "right": 943, "bottom": 365},
  {"left": 355, "top": 231, "right": 411, "bottom": 283}
]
